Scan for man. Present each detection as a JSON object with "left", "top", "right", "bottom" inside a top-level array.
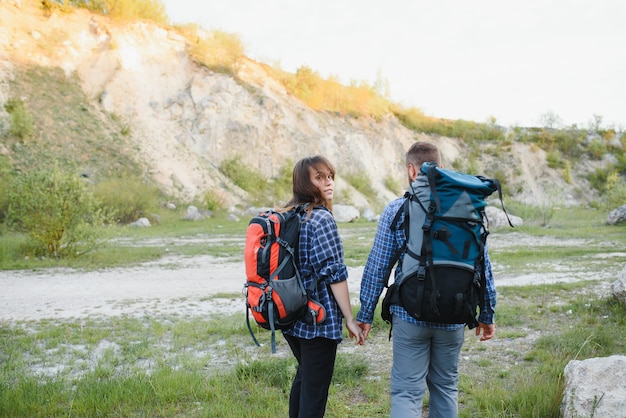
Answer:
[{"left": 356, "top": 141, "right": 496, "bottom": 417}]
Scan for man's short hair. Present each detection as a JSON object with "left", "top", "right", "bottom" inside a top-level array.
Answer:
[{"left": 406, "top": 141, "right": 441, "bottom": 168}]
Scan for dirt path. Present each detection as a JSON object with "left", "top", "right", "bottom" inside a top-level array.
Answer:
[
  {"left": 0, "top": 258, "right": 617, "bottom": 323},
  {"left": 1, "top": 233, "right": 621, "bottom": 323},
  {"left": 0, "top": 255, "right": 364, "bottom": 322}
]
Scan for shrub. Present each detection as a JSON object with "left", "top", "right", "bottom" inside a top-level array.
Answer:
[
  {"left": 203, "top": 190, "right": 225, "bottom": 212},
  {"left": 491, "top": 169, "right": 511, "bottom": 197},
  {"left": 7, "top": 167, "right": 110, "bottom": 258},
  {"left": 587, "top": 168, "right": 609, "bottom": 194},
  {"left": 269, "top": 65, "right": 391, "bottom": 119},
  {"left": 546, "top": 151, "right": 563, "bottom": 169},
  {"left": 383, "top": 175, "right": 402, "bottom": 195},
  {"left": 605, "top": 172, "right": 626, "bottom": 209},
  {"left": 4, "top": 98, "right": 34, "bottom": 140},
  {"left": 271, "top": 160, "right": 294, "bottom": 205},
  {"left": 345, "top": 170, "right": 377, "bottom": 202},
  {"left": 61, "top": 0, "right": 168, "bottom": 24},
  {"left": 0, "top": 156, "right": 14, "bottom": 225},
  {"left": 219, "top": 157, "right": 261, "bottom": 194},
  {"left": 177, "top": 25, "right": 244, "bottom": 75},
  {"left": 587, "top": 138, "right": 607, "bottom": 160},
  {"left": 563, "top": 160, "right": 572, "bottom": 184},
  {"left": 93, "top": 174, "right": 160, "bottom": 224}
]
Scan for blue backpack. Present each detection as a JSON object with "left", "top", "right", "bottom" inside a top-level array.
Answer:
[{"left": 381, "top": 162, "right": 512, "bottom": 329}]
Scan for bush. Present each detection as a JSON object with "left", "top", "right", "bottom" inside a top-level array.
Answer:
[
  {"left": 219, "top": 157, "right": 261, "bottom": 193},
  {"left": 177, "top": 25, "right": 244, "bottom": 75},
  {"left": 4, "top": 98, "right": 34, "bottom": 140},
  {"left": 605, "top": 172, "right": 626, "bottom": 209},
  {"left": 383, "top": 175, "right": 403, "bottom": 195},
  {"left": 7, "top": 167, "right": 110, "bottom": 258},
  {"left": 203, "top": 190, "right": 225, "bottom": 212},
  {"left": 345, "top": 170, "right": 377, "bottom": 202},
  {"left": 93, "top": 174, "right": 161, "bottom": 224},
  {"left": 218, "top": 158, "right": 293, "bottom": 207},
  {"left": 0, "top": 156, "right": 14, "bottom": 225},
  {"left": 546, "top": 151, "right": 564, "bottom": 169},
  {"left": 269, "top": 65, "right": 391, "bottom": 119},
  {"left": 587, "top": 168, "right": 609, "bottom": 194},
  {"left": 588, "top": 138, "right": 607, "bottom": 160},
  {"left": 60, "top": 0, "right": 168, "bottom": 24}
]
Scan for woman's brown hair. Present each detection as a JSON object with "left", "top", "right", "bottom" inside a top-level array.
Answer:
[{"left": 284, "top": 155, "right": 335, "bottom": 215}]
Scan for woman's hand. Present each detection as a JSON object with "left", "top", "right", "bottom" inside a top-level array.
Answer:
[{"left": 346, "top": 318, "right": 365, "bottom": 345}]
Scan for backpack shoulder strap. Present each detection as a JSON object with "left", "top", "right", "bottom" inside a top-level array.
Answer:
[
  {"left": 383, "top": 195, "right": 410, "bottom": 288},
  {"left": 482, "top": 177, "right": 515, "bottom": 227}
]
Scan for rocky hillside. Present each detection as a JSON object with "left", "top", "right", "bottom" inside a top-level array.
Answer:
[{"left": 0, "top": 0, "right": 603, "bottom": 210}]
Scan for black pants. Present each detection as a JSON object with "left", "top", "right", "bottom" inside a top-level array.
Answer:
[{"left": 283, "top": 334, "right": 338, "bottom": 418}]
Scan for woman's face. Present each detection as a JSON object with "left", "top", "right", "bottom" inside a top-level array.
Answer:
[{"left": 309, "top": 166, "right": 334, "bottom": 201}]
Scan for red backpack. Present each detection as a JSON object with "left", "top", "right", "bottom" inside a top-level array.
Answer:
[{"left": 243, "top": 206, "right": 326, "bottom": 353}]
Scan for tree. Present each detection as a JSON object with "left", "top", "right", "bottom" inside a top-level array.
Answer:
[{"left": 538, "top": 110, "right": 563, "bottom": 129}]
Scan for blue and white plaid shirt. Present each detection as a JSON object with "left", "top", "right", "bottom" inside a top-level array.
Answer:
[
  {"left": 356, "top": 196, "right": 497, "bottom": 330},
  {"left": 283, "top": 206, "right": 349, "bottom": 342}
]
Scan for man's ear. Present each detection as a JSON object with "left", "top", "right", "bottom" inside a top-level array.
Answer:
[{"left": 407, "top": 163, "right": 418, "bottom": 180}]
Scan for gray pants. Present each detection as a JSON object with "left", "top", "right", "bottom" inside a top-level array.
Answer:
[{"left": 390, "top": 316, "right": 465, "bottom": 418}]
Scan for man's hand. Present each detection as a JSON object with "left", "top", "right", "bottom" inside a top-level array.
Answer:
[
  {"left": 346, "top": 319, "right": 365, "bottom": 345},
  {"left": 475, "top": 322, "right": 495, "bottom": 341},
  {"left": 356, "top": 322, "right": 372, "bottom": 341}
]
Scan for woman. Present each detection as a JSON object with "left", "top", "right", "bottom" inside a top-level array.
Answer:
[{"left": 282, "top": 155, "right": 364, "bottom": 418}]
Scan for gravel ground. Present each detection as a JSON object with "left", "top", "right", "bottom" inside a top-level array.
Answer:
[{"left": 1, "top": 233, "right": 620, "bottom": 323}]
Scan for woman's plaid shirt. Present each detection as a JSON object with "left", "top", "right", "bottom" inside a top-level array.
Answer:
[{"left": 283, "top": 206, "right": 349, "bottom": 342}]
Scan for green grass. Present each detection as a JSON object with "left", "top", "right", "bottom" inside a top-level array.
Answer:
[
  {"left": 457, "top": 292, "right": 626, "bottom": 418},
  {"left": 1, "top": 288, "right": 623, "bottom": 417},
  {"left": 487, "top": 206, "right": 626, "bottom": 276},
  {"left": 0, "top": 313, "right": 388, "bottom": 417},
  {"left": 1, "top": 206, "right": 626, "bottom": 416}
]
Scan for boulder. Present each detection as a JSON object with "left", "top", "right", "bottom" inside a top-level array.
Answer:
[
  {"left": 361, "top": 207, "right": 379, "bottom": 222},
  {"left": 333, "top": 204, "right": 360, "bottom": 223},
  {"left": 485, "top": 206, "right": 523, "bottom": 228},
  {"left": 129, "top": 217, "right": 151, "bottom": 227},
  {"left": 183, "top": 205, "right": 212, "bottom": 221},
  {"left": 561, "top": 355, "right": 626, "bottom": 418},
  {"left": 607, "top": 204, "right": 626, "bottom": 225},
  {"left": 612, "top": 264, "right": 626, "bottom": 304}
]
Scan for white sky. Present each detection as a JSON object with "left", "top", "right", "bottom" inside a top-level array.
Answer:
[{"left": 162, "top": 0, "right": 625, "bottom": 129}]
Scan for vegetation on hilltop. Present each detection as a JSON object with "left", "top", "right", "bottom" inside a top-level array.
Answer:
[{"left": 42, "top": 0, "right": 168, "bottom": 24}]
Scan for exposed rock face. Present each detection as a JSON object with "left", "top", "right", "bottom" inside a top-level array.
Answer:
[{"left": 561, "top": 355, "right": 626, "bottom": 418}]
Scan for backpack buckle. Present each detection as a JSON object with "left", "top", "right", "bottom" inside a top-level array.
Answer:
[{"left": 417, "top": 265, "right": 426, "bottom": 280}]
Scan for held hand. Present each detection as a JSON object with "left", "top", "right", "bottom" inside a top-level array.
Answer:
[
  {"left": 356, "top": 322, "right": 372, "bottom": 340},
  {"left": 475, "top": 322, "right": 495, "bottom": 341},
  {"left": 346, "top": 319, "right": 365, "bottom": 345}
]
